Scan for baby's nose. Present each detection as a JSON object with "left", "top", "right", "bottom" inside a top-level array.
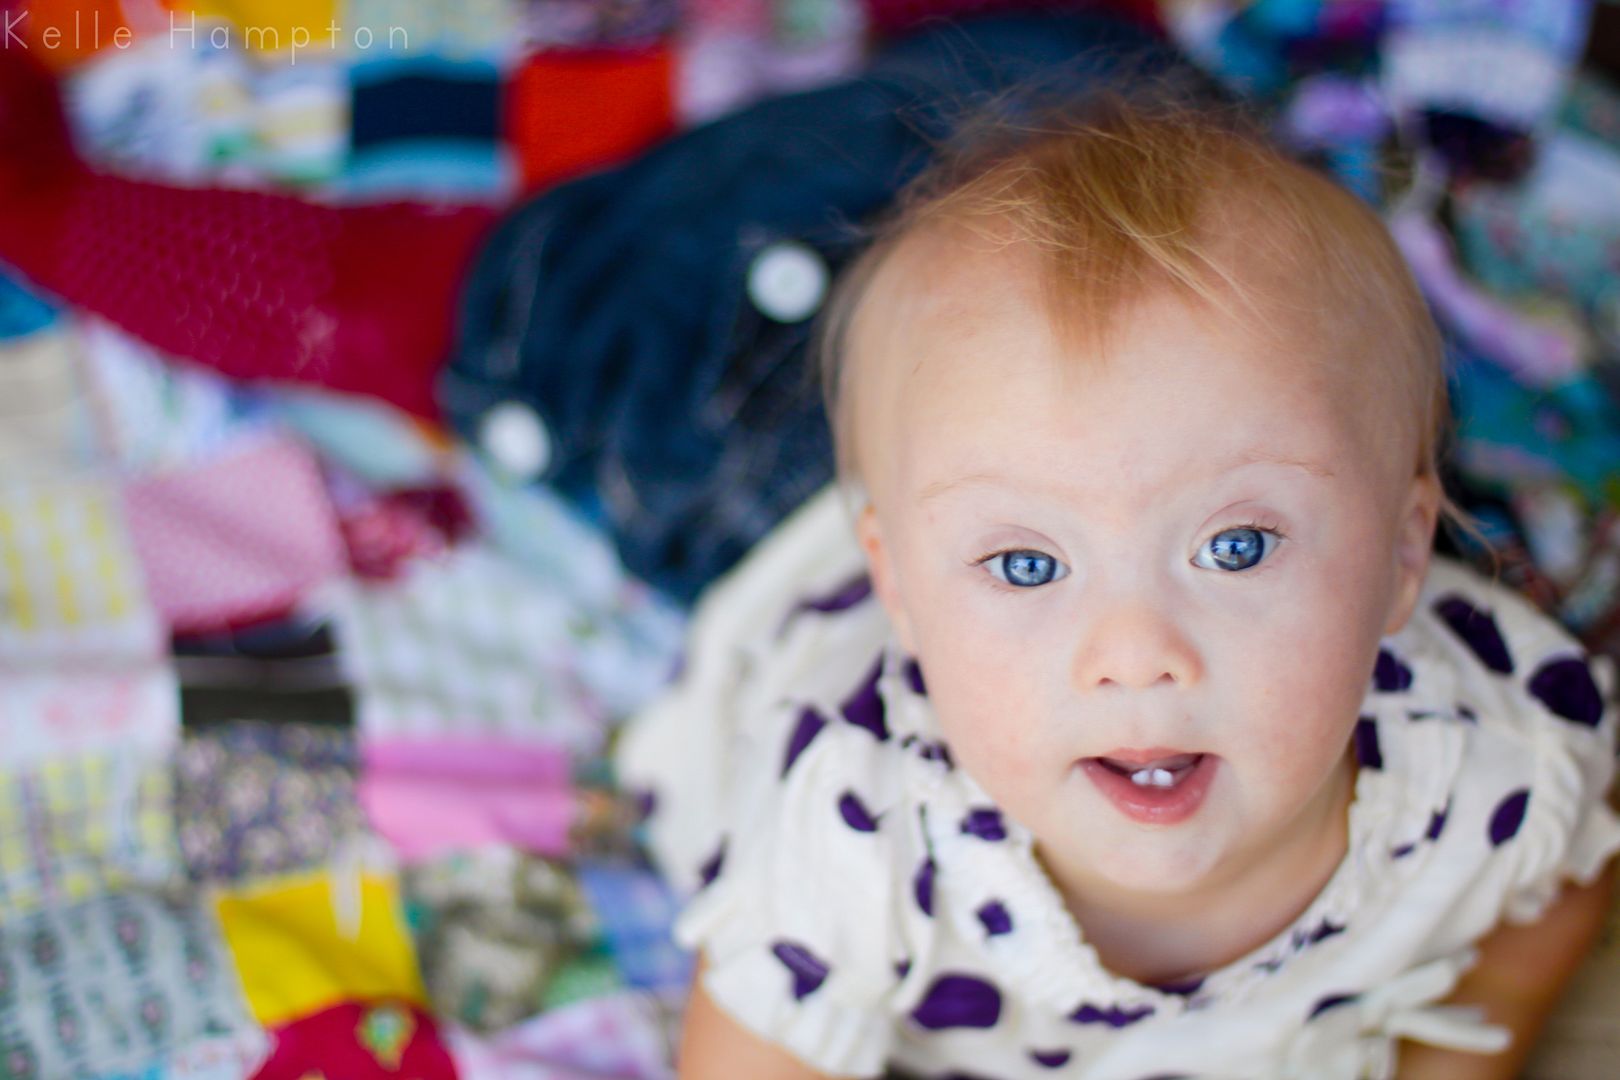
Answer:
[{"left": 1070, "top": 600, "right": 1202, "bottom": 692}]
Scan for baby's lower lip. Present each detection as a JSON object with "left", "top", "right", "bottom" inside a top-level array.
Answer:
[{"left": 1078, "top": 753, "right": 1218, "bottom": 826}]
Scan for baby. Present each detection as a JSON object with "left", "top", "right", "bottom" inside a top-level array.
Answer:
[{"left": 617, "top": 91, "right": 1620, "bottom": 1080}]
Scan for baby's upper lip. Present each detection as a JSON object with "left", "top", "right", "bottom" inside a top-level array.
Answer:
[{"left": 1090, "top": 746, "right": 1204, "bottom": 767}]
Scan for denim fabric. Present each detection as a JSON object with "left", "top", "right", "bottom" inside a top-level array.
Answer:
[{"left": 442, "top": 12, "right": 1191, "bottom": 603}]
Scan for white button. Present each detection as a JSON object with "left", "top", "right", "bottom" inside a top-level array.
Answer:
[
  {"left": 479, "top": 400, "right": 550, "bottom": 482},
  {"left": 746, "top": 241, "right": 829, "bottom": 323}
]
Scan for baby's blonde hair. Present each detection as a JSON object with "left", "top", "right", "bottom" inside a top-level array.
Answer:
[{"left": 817, "top": 87, "right": 1477, "bottom": 537}]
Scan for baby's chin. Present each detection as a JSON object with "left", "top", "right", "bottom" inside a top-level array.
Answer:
[
  {"left": 1061, "top": 832, "right": 1230, "bottom": 900},
  {"left": 1032, "top": 783, "right": 1239, "bottom": 901}
]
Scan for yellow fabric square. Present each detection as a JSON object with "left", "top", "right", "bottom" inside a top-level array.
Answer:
[
  {"left": 214, "top": 871, "right": 427, "bottom": 1027},
  {"left": 180, "top": 0, "right": 339, "bottom": 49}
]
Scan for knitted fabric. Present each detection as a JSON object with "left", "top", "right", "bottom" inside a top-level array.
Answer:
[{"left": 0, "top": 48, "right": 494, "bottom": 419}]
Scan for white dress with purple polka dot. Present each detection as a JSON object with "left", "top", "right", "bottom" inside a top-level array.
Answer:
[{"left": 617, "top": 487, "right": 1620, "bottom": 1080}]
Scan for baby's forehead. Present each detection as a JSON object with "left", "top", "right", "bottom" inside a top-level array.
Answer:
[
  {"left": 843, "top": 221, "right": 1415, "bottom": 497},
  {"left": 849, "top": 215, "right": 1342, "bottom": 395},
  {"left": 847, "top": 220, "right": 1055, "bottom": 373}
]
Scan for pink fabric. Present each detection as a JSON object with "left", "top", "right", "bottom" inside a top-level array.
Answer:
[
  {"left": 359, "top": 738, "right": 577, "bottom": 862},
  {"left": 681, "top": 0, "right": 770, "bottom": 33},
  {"left": 121, "top": 435, "right": 346, "bottom": 634},
  {"left": 363, "top": 738, "right": 572, "bottom": 784}
]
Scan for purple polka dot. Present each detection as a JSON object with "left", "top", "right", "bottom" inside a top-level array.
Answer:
[
  {"left": 699, "top": 840, "right": 726, "bottom": 887},
  {"left": 1373, "top": 649, "right": 1412, "bottom": 692},
  {"left": 895, "top": 958, "right": 911, "bottom": 980},
  {"left": 1029, "top": 1048, "right": 1072, "bottom": 1068},
  {"left": 771, "top": 940, "right": 830, "bottom": 1000},
  {"left": 1390, "top": 842, "right": 1416, "bottom": 859},
  {"left": 781, "top": 706, "right": 827, "bottom": 777},
  {"left": 1528, "top": 657, "right": 1603, "bottom": 727},
  {"left": 1068, "top": 1001, "right": 1154, "bottom": 1027},
  {"left": 840, "top": 656, "right": 889, "bottom": 741},
  {"left": 1353, "top": 717, "right": 1382, "bottom": 770},
  {"left": 910, "top": 973, "right": 1003, "bottom": 1030},
  {"left": 631, "top": 788, "right": 657, "bottom": 822},
  {"left": 905, "top": 735, "right": 954, "bottom": 768},
  {"left": 1456, "top": 702, "right": 1478, "bottom": 723},
  {"left": 1152, "top": 975, "right": 1205, "bottom": 996},
  {"left": 1488, "top": 788, "right": 1530, "bottom": 846},
  {"left": 1425, "top": 799, "right": 1450, "bottom": 841},
  {"left": 1303, "top": 919, "right": 1345, "bottom": 946},
  {"left": 914, "top": 857, "right": 935, "bottom": 917},
  {"left": 799, "top": 573, "right": 873, "bottom": 615},
  {"left": 1308, "top": 992, "right": 1359, "bottom": 1020},
  {"left": 905, "top": 658, "right": 928, "bottom": 696},
  {"left": 960, "top": 807, "right": 1007, "bottom": 841},
  {"left": 976, "top": 901, "right": 1013, "bottom": 936},
  {"left": 1434, "top": 595, "right": 1515, "bottom": 674},
  {"left": 839, "top": 790, "right": 879, "bottom": 833}
]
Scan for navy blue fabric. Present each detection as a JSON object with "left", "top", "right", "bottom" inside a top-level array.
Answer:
[
  {"left": 442, "top": 12, "right": 1191, "bottom": 603},
  {"left": 351, "top": 65, "right": 502, "bottom": 148}
]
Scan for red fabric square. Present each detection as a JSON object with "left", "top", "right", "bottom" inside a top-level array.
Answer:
[
  {"left": 252, "top": 1001, "right": 457, "bottom": 1080},
  {"left": 506, "top": 45, "right": 677, "bottom": 194}
]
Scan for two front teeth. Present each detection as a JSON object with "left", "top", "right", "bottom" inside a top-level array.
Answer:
[
  {"left": 1130, "top": 767, "right": 1178, "bottom": 788},
  {"left": 1105, "top": 754, "right": 1204, "bottom": 788}
]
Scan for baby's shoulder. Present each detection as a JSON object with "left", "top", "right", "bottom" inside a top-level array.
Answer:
[
  {"left": 1379, "top": 557, "right": 1620, "bottom": 929},
  {"left": 661, "top": 612, "right": 940, "bottom": 1074},
  {"left": 1391, "top": 556, "right": 1614, "bottom": 745},
  {"left": 619, "top": 481, "right": 932, "bottom": 908}
]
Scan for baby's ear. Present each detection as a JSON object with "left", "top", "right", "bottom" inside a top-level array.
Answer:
[
  {"left": 855, "top": 503, "right": 918, "bottom": 654},
  {"left": 1384, "top": 470, "right": 1442, "bottom": 636}
]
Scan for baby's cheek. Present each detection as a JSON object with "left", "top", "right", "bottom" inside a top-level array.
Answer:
[
  {"left": 1245, "top": 576, "right": 1386, "bottom": 702},
  {"left": 971, "top": 724, "right": 1042, "bottom": 782},
  {"left": 1244, "top": 625, "right": 1375, "bottom": 773},
  {"left": 930, "top": 680, "right": 1045, "bottom": 787}
]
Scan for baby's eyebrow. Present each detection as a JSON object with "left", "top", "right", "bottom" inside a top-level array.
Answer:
[
  {"left": 919, "top": 451, "right": 1335, "bottom": 504},
  {"left": 1228, "top": 448, "right": 1337, "bottom": 479}
]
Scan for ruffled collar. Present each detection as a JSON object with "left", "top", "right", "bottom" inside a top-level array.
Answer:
[{"left": 877, "top": 622, "right": 1472, "bottom": 1020}]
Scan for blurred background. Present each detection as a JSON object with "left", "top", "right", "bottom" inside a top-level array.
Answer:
[{"left": 0, "top": 0, "right": 1617, "bottom": 1076}]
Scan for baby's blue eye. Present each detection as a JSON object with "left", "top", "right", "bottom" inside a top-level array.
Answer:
[
  {"left": 987, "top": 550, "right": 1068, "bottom": 588},
  {"left": 1193, "top": 527, "right": 1280, "bottom": 572}
]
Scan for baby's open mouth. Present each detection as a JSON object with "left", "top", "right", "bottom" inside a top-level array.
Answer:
[
  {"left": 1091, "top": 752, "right": 1205, "bottom": 789},
  {"left": 1079, "top": 750, "right": 1217, "bottom": 824}
]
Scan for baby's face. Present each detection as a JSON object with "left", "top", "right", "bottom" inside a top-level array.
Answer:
[{"left": 851, "top": 232, "right": 1439, "bottom": 905}]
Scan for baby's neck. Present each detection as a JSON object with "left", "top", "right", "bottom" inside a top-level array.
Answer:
[{"left": 1045, "top": 750, "right": 1358, "bottom": 987}]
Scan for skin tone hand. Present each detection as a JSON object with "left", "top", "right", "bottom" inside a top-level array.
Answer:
[
  {"left": 678, "top": 956, "right": 850, "bottom": 1080},
  {"left": 1396, "top": 784, "right": 1620, "bottom": 1079}
]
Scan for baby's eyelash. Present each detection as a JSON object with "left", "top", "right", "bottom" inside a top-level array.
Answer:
[
  {"left": 1222, "top": 518, "right": 1288, "bottom": 541},
  {"left": 968, "top": 547, "right": 1014, "bottom": 568}
]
